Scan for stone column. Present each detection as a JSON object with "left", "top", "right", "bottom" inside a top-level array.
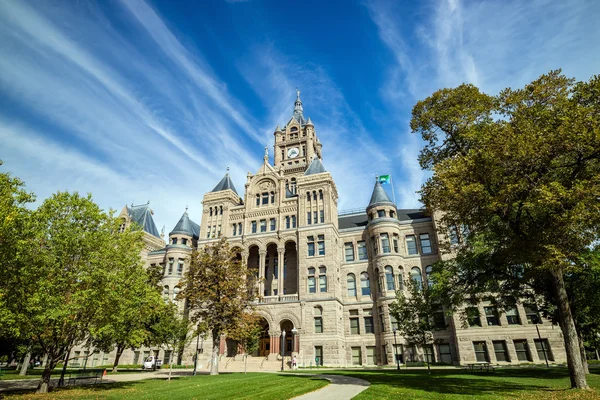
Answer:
[
  {"left": 259, "top": 250, "right": 266, "bottom": 297},
  {"left": 278, "top": 248, "right": 285, "bottom": 297}
]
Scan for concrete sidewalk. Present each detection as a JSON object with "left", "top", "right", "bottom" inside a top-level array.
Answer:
[{"left": 290, "top": 374, "right": 370, "bottom": 400}]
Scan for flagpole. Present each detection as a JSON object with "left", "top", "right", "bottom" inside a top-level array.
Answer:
[{"left": 390, "top": 174, "right": 397, "bottom": 206}]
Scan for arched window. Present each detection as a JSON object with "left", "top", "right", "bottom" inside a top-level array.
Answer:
[
  {"left": 306, "top": 191, "right": 311, "bottom": 201},
  {"left": 385, "top": 266, "right": 395, "bottom": 291},
  {"left": 347, "top": 274, "right": 357, "bottom": 296},
  {"left": 270, "top": 191, "right": 275, "bottom": 203},
  {"left": 410, "top": 267, "right": 422, "bottom": 288},
  {"left": 361, "top": 272, "right": 371, "bottom": 296},
  {"left": 319, "top": 190, "right": 323, "bottom": 200},
  {"left": 319, "top": 266, "right": 327, "bottom": 292},
  {"left": 425, "top": 265, "right": 434, "bottom": 287},
  {"left": 163, "top": 285, "right": 169, "bottom": 301},
  {"left": 308, "top": 267, "right": 316, "bottom": 293},
  {"left": 209, "top": 207, "right": 213, "bottom": 216},
  {"left": 220, "top": 206, "right": 223, "bottom": 215},
  {"left": 398, "top": 267, "right": 404, "bottom": 290},
  {"left": 256, "top": 194, "right": 260, "bottom": 206},
  {"left": 313, "top": 191, "right": 317, "bottom": 201}
]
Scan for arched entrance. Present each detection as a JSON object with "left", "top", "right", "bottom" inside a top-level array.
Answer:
[
  {"left": 265, "top": 243, "right": 278, "bottom": 296},
  {"left": 280, "top": 320, "right": 295, "bottom": 356},
  {"left": 257, "top": 318, "right": 270, "bottom": 357},
  {"left": 284, "top": 241, "right": 298, "bottom": 295}
]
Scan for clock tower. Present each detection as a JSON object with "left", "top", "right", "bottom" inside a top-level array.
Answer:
[{"left": 273, "top": 89, "right": 322, "bottom": 174}]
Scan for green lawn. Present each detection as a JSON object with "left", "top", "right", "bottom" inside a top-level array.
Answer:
[
  {"left": 297, "top": 367, "right": 600, "bottom": 399},
  {"left": 4, "top": 373, "right": 328, "bottom": 400}
]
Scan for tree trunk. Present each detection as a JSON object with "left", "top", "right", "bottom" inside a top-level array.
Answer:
[
  {"left": 577, "top": 332, "right": 589, "bottom": 374},
  {"left": 58, "top": 348, "right": 71, "bottom": 387},
  {"left": 210, "top": 329, "right": 220, "bottom": 375},
  {"left": 112, "top": 344, "right": 125, "bottom": 373},
  {"left": 36, "top": 360, "right": 57, "bottom": 394},
  {"left": 169, "top": 354, "right": 173, "bottom": 381},
  {"left": 19, "top": 352, "right": 31, "bottom": 376},
  {"left": 551, "top": 269, "right": 588, "bottom": 389},
  {"left": 42, "top": 353, "right": 48, "bottom": 368}
]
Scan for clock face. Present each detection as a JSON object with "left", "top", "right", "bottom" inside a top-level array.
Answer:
[{"left": 287, "top": 147, "right": 300, "bottom": 158}]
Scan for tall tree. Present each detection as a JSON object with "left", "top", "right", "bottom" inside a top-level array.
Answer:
[
  {"left": 389, "top": 278, "right": 445, "bottom": 374},
  {"left": 2, "top": 192, "right": 147, "bottom": 393},
  {"left": 411, "top": 71, "right": 600, "bottom": 389},
  {"left": 227, "top": 312, "right": 262, "bottom": 374},
  {"left": 179, "top": 237, "right": 257, "bottom": 375}
]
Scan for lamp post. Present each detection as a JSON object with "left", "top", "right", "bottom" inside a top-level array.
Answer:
[
  {"left": 535, "top": 324, "right": 549, "bottom": 368},
  {"left": 393, "top": 329, "right": 400, "bottom": 370},
  {"left": 281, "top": 330, "right": 287, "bottom": 371},
  {"left": 193, "top": 332, "right": 200, "bottom": 376}
]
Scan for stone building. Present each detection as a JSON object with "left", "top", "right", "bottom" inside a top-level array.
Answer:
[{"left": 77, "top": 93, "right": 566, "bottom": 369}]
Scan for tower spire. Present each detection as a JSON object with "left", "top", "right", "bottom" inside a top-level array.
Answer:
[{"left": 294, "top": 87, "right": 303, "bottom": 117}]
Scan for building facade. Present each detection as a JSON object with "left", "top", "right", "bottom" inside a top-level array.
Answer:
[{"left": 77, "top": 93, "right": 566, "bottom": 369}]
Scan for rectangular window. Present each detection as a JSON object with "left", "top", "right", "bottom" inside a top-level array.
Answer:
[
  {"left": 506, "top": 306, "right": 521, "bottom": 325},
  {"left": 313, "top": 211, "right": 318, "bottom": 224},
  {"left": 466, "top": 307, "right": 482, "bottom": 327},
  {"left": 307, "top": 212, "right": 312, "bottom": 225},
  {"left": 319, "top": 275, "right": 327, "bottom": 292},
  {"left": 270, "top": 218, "right": 276, "bottom": 231},
  {"left": 366, "top": 347, "right": 376, "bottom": 365},
  {"left": 260, "top": 219, "right": 267, "bottom": 232},
  {"left": 172, "top": 238, "right": 178, "bottom": 245},
  {"left": 182, "top": 238, "right": 187, "bottom": 245},
  {"left": 251, "top": 221, "right": 257, "bottom": 233},
  {"left": 390, "top": 314, "right": 399, "bottom": 331},
  {"left": 364, "top": 316, "right": 374, "bottom": 334},
  {"left": 318, "top": 235, "right": 325, "bottom": 255},
  {"left": 168, "top": 258, "right": 174, "bottom": 275},
  {"left": 314, "top": 317, "right": 323, "bottom": 333},
  {"left": 524, "top": 304, "right": 541, "bottom": 324},
  {"left": 377, "top": 210, "right": 386, "bottom": 218},
  {"left": 350, "top": 310, "right": 360, "bottom": 334},
  {"left": 433, "top": 310, "right": 446, "bottom": 329},
  {"left": 473, "top": 341, "right": 489, "bottom": 362},
  {"left": 308, "top": 276, "right": 316, "bottom": 293},
  {"left": 291, "top": 216, "right": 296, "bottom": 228},
  {"left": 406, "top": 235, "right": 418, "bottom": 255},
  {"left": 493, "top": 341, "right": 509, "bottom": 362},
  {"left": 357, "top": 241, "right": 368, "bottom": 260},
  {"left": 424, "top": 345, "right": 435, "bottom": 363},
  {"left": 286, "top": 216, "right": 290, "bottom": 229},
  {"left": 177, "top": 260, "right": 184, "bottom": 276},
  {"left": 420, "top": 233, "right": 432, "bottom": 254},
  {"left": 371, "top": 236, "right": 378, "bottom": 255},
  {"left": 344, "top": 242, "right": 355, "bottom": 262},
  {"left": 381, "top": 233, "right": 390, "bottom": 253},
  {"left": 307, "top": 236, "right": 315, "bottom": 257},
  {"left": 514, "top": 340, "right": 532, "bottom": 361},
  {"left": 485, "top": 306, "right": 500, "bottom": 326},
  {"left": 439, "top": 344, "right": 452, "bottom": 364},
  {"left": 262, "top": 193, "right": 269, "bottom": 205},
  {"left": 534, "top": 339, "right": 553, "bottom": 361},
  {"left": 206, "top": 226, "right": 211, "bottom": 238},
  {"left": 238, "top": 223, "right": 242, "bottom": 235},
  {"left": 352, "top": 347, "right": 362, "bottom": 365},
  {"left": 233, "top": 224, "right": 237, "bottom": 236},
  {"left": 393, "top": 235, "right": 399, "bottom": 253},
  {"left": 315, "top": 346, "right": 323, "bottom": 366},
  {"left": 320, "top": 210, "right": 324, "bottom": 223},
  {"left": 449, "top": 226, "right": 459, "bottom": 245}
]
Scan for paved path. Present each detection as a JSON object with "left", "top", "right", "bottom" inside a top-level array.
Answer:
[{"left": 291, "top": 374, "right": 370, "bottom": 400}]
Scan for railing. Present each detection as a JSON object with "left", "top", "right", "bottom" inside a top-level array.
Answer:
[
  {"left": 338, "top": 207, "right": 366, "bottom": 216},
  {"left": 280, "top": 294, "right": 298, "bottom": 302},
  {"left": 256, "top": 294, "right": 299, "bottom": 304}
]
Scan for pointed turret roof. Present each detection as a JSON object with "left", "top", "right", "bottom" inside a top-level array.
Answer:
[
  {"left": 367, "top": 180, "right": 394, "bottom": 209},
  {"left": 170, "top": 209, "right": 200, "bottom": 238},
  {"left": 126, "top": 203, "right": 161, "bottom": 238},
  {"left": 306, "top": 117, "right": 314, "bottom": 126},
  {"left": 290, "top": 88, "right": 306, "bottom": 125},
  {"left": 304, "top": 157, "right": 327, "bottom": 175},
  {"left": 211, "top": 169, "right": 238, "bottom": 195}
]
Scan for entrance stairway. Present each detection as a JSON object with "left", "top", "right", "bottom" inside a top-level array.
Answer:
[{"left": 219, "top": 355, "right": 292, "bottom": 372}]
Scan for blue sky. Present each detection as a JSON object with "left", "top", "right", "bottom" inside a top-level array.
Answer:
[{"left": 1, "top": 0, "right": 599, "bottom": 233}]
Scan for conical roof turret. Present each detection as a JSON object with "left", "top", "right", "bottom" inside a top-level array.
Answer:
[
  {"left": 211, "top": 168, "right": 238, "bottom": 195},
  {"left": 367, "top": 179, "right": 394, "bottom": 210},
  {"left": 170, "top": 209, "right": 200, "bottom": 238}
]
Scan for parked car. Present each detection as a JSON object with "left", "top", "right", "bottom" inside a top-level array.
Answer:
[{"left": 142, "top": 356, "right": 162, "bottom": 370}]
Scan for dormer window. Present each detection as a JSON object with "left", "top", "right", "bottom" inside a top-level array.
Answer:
[
  {"left": 377, "top": 210, "right": 386, "bottom": 218},
  {"left": 182, "top": 238, "right": 187, "bottom": 245},
  {"left": 172, "top": 238, "right": 178, "bottom": 245}
]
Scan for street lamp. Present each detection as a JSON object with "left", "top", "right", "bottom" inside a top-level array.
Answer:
[
  {"left": 281, "top": 330, "right": 287, "bottom": 371},
  {"left": 393, "top": 329, "right": 400, "bottom": 370},
  {"left": 193, "top": 332, "right": 200, "bottom": 376},
  {"left": 535, "top": 323, "right": 549, "bottom": 368}
]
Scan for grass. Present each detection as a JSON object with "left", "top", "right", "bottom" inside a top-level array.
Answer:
[
  {"left": 3, "top": 373, "right": 328, "bottom": 400},
  {"left": 290, "top": 367, "right": 600, "bottom": 399}
]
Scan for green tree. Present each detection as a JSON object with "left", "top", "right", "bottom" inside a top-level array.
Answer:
[
  {"left": 179, "top": 237, "right": 257, "bottom": 375},
  {"left": 2, "top": 192, "right": 147, "bottom": 393},
  {"left": 411, "top": 71, "right": 600, "bottom": 389},
  {"left": 389, "top": 278, "right": 445, "bottom": 374},
  {"left": 227, "top": 312, "right": 262, "bottom": 374}
]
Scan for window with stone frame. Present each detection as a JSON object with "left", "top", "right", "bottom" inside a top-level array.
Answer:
[
  {"left": 350, "top": 310, "right": 360, "bottom": 334},
  {"left": 307, "top": 236, "right": 315, "bottom": 256},
  {"left": 534, "top": 339, "right": 553, "bottom": 361},
  {"left": 206, "top": 226, "right": 211, "bottom": 238},
  {"left": 347, "top": 273, "right": 357, "bottom": 296},
  {"left": 377, "top": 210, "right": 386, "bottom": 218},
  {"left": 493, "top": 341, "right": 510, "bottom": 362},
  {"left": 432, "top": 307, "right": 446, "bottom": 329},
  {"left": 420, "top": 233, "right": 432, "bottom": 254},
  {"left": 313, "top": 211, "right": 318, "bottom": 224},
  {"left": 381, "top": 233, "right": 391, "bottom": 253},
  {"left": 410, "top": 267, "right": 422, "bottom": 288},
  {"left": 357, "top": 241, "right": 368, "bottom": 260},
  {"left": 285, "top": 216, "right": 290, "bottom": 229},
  {"left": 366, "top": 346, "right": 376, "bottom": 365},
  {"left": 238, "top": 223, "right": 242, "bottom": 235},
  {"left": 177, "top": 260, "right": 184, "bottom": 276},
  {"left": 317, "top": 235, "right": 325, "bottom": 255},
  {"left": 291, "top": 215, "right": 296, "bottom": 228},
  {"left": 485, "top": 306, "right": 500, "bottom": 326},
  {"left": 172, "top": 238, "right": 178, "bottom": 245},
  {"left": 360, "top": 272, "right": 371, "bottom": 296},
  {"left": 466, "top": 307, "right": 482, "bottom": 327},
  {"left": 351, "top": 347, "right": 362, "bottom": 365},
  {"left": 424, "top": 345, "right": 435, "bottom": 363},
  {"left": 385, "top": 266, "right": 395, "bottom": 291},
  {"left": 406, "top": 235, "right": 418, "bottom": 255},
  {"left": 307, "top": 211, "right": 312, "bottom": 225},
  {"left": 438, "top": 343, "right": 452, "bottom": 364},
  {"left": 320, "top": 210, "right": 324, "bottom": 223},
  {"left": 364, "top": 309, "right": 375, "bottom": 334},
  {"left": 232, "top": 224, "right": 237, "bottom": 236},
  {"left": 319, "top": 266, "right": 327, "bottom": 292},
  {"left": 524, "top": 303, "right": 542, "bottom": 324},
  {"left": 505, "top": 304, "right": 521, "bottom": 325},
  {"left": 514, "top": 340, "right": 532, "bottom": 361},
  {"left": 344, "top": 242, "right": 355, "bottom": 262},
  {"left": 251, "top": 221, "right": 257, "bottom": 233},
  {"left": 261, "top": 192, "right": 269, "bottom": 205},
  {"left": 473, "top": 341, "right": 489, "bottom": 362},
  {"left": 260, "top": 219, "right": 267, "bottom": 232},
  {"left": 181, "top": 238, "right": 187, "bottom": 246},
  {"left": 314, "top": 307, "right": 323, "bottom": 333},
  {"left": 270, "top": 218, "right": 276, "bottom": 231},
  {"left": 393, "top": 234, "right": 399, "bottom": 253},
  {"left": 168, "top": 258, "right": 174, "bottom": 275},
  {"left": 307, "top": 267, "right": 316, "bottom": 293}
]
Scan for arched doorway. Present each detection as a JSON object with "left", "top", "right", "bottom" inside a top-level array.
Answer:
[
  {"left": 284, "top": 241, "right": 298, "bottom": 294},
  {"left": 280, "top": 320, "right": 294, "bottom": 356},
  {"left": 265, "top": 243, "right": 278, "bottom": 296},
  {"left": 257, "top": 318, "right": 270, "bottom": 357}
]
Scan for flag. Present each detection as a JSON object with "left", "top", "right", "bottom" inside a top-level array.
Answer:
[{"left": 379, "top": 174, "right": 391, "bottom": 184}]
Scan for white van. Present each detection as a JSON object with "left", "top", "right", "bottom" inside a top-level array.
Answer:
[{"left": 142, "top": 356, "right": 162, "bottom": 370}]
